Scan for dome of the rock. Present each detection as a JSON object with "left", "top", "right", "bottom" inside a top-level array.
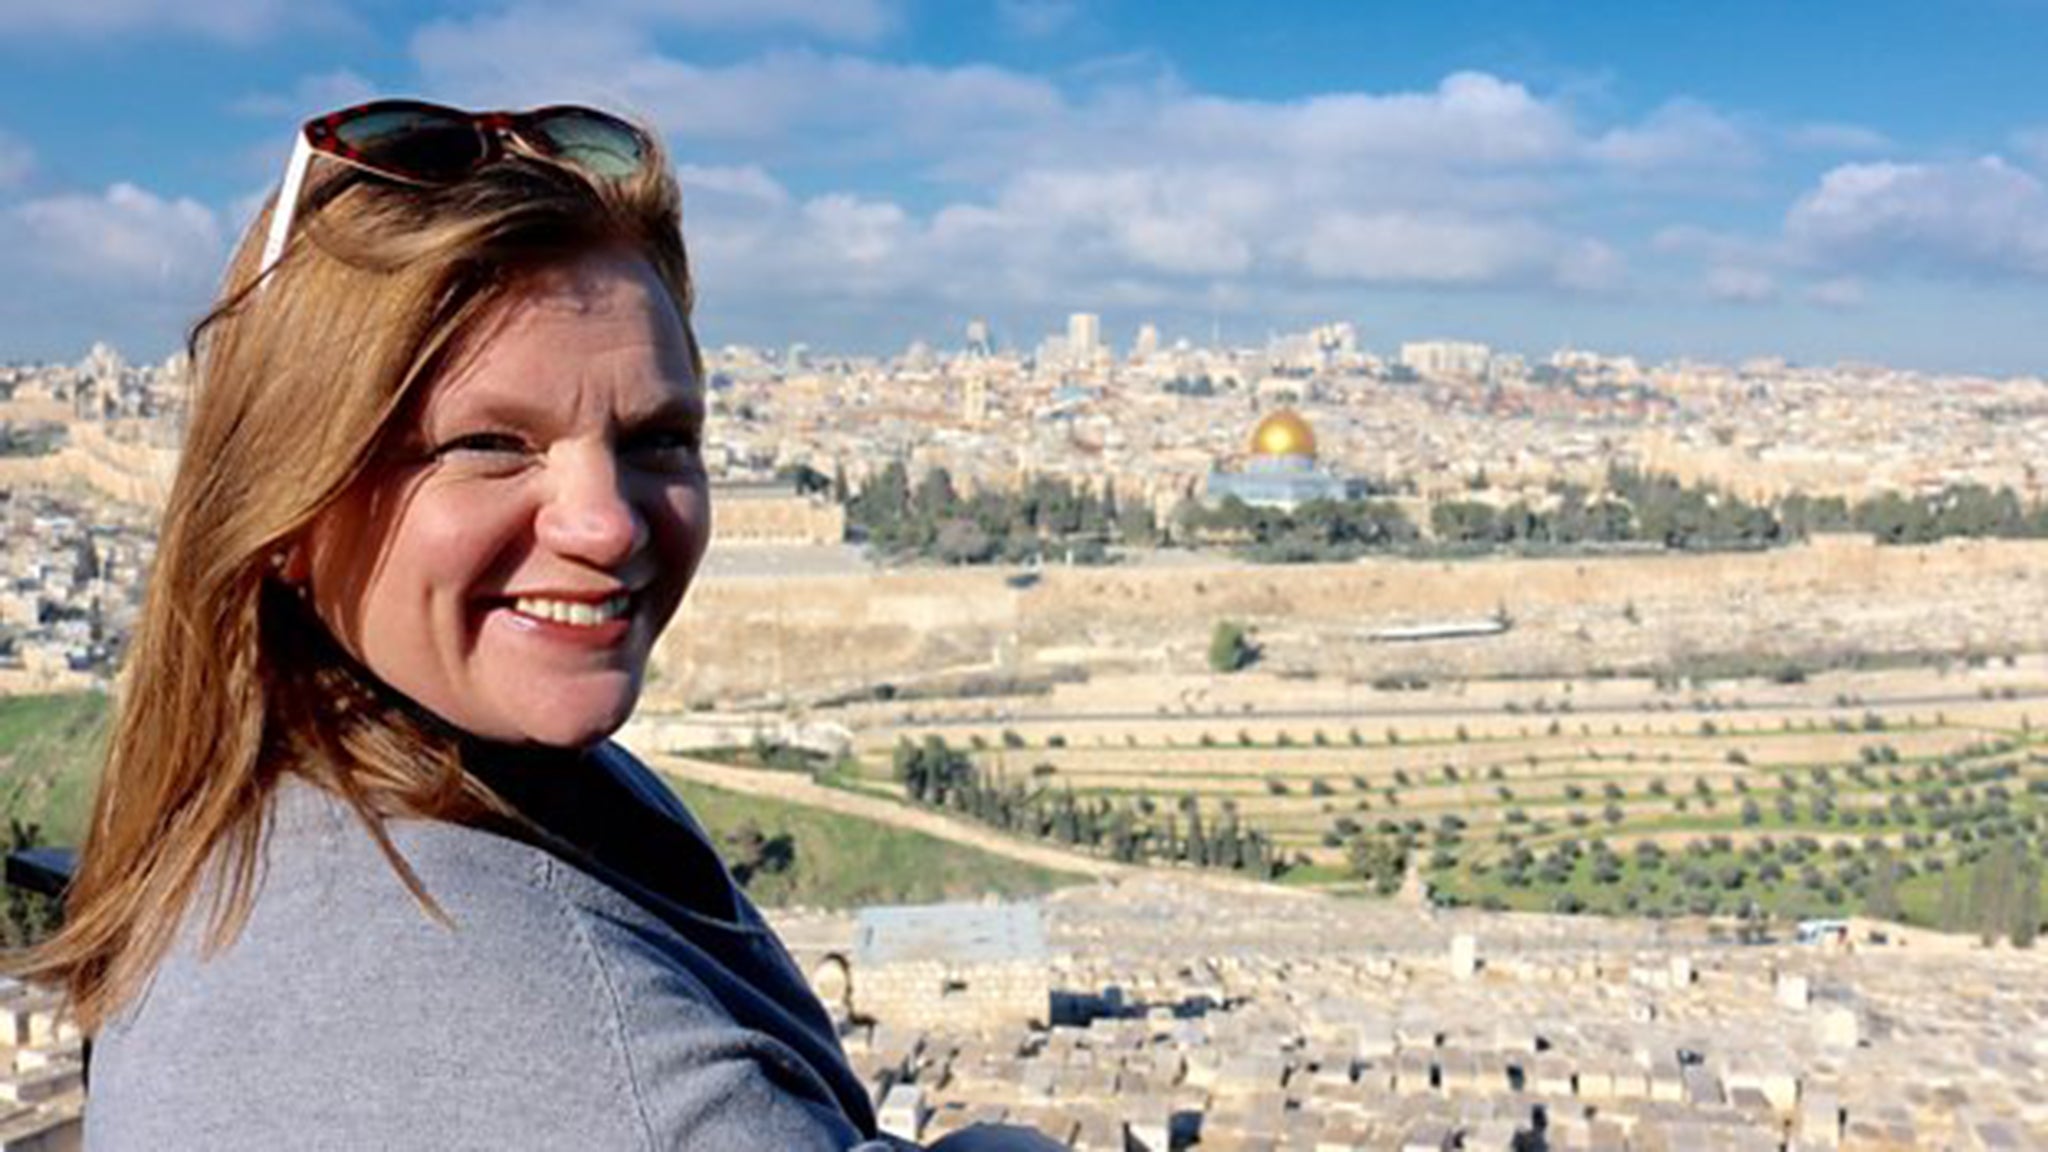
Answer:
[{"left": 1250, "top": 409, "right": 1317, "bottom": 459}]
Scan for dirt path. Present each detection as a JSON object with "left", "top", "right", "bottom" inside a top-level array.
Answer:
[
  {"left": 644, "top": 753, "right": 1137, "bottom": 880},
  {"left": 641, "top": 751, "right": 1322, "bottom": 900}
]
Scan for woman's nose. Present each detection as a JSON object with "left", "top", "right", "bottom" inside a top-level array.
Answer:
[{"left": 536, "top": 445, "right": 648, "bottom": 567}]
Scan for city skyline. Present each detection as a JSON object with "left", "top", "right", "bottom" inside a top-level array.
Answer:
[{"left": 4, "top": 2, "right": 2048, "bottom": 373}]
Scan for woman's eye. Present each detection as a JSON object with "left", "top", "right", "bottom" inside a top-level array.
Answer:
[
  {"left": 435, "top": 432, "right": 530, "bottom": 459},
  {"left": 625, "top": 428, "right": 702, "bottom": 468}
]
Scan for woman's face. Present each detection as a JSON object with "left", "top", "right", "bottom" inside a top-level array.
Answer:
[{"left": 304, "top": 249, "right": 710, "bottom": 748}]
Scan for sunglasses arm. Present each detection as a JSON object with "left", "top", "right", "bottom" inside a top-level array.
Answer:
[{"left": 257, "top": 131, "right": 316, "bottom": 288}]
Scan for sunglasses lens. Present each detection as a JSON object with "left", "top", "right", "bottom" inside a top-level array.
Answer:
[
  {"left": 525, "top": 111, "right": 647, "bottom": 178},
  {"left": 333, "top": 107, "right": 487, "bottom": 183}
]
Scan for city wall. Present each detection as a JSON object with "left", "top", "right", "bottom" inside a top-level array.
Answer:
[
  {"left": 0, "top": 423, "right": 176, "bottom": 506},
  {"left": 652, "top": 536, "right": 2048, "bottom": 705}
]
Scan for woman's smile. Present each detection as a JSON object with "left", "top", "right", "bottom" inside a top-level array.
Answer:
[{"left": 494, "top": 589, "right": 640, "bottom": 649}]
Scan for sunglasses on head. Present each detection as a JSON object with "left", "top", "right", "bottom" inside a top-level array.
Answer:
[{"left": 258, "top": 99, "right": 653, "bottom": 280}]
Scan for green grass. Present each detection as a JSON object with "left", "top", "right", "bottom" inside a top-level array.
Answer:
[
  {"left": 1274, "top": 861, "right": 1355, "bottom": 887},
  {"left": 664, "top": 777, "right": 1086, "bottom": 909},
  {"left": 1896, "top": 865, "right": 2048, "bottom": 930},
  {"left": 0, "top": 692, "right": 110, "bottom": 845}
]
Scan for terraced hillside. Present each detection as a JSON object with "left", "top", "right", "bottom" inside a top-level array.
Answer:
[{"left": 848, "top": 667, "right": 2048, "bottom": 934}]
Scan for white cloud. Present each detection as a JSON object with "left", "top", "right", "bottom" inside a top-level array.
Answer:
[
  {"left": 1651, "top": 224, "right": 1781, "bottom": 269},
  {"left": 409, "top": 8, "right": 663, "bottom": 115},
  {"left": 1805, "top": 277, "right": 1865, "bottom": 308},
  {"left": 414, "top": 27, "right": 1062, "bottom": 154},
  {"left": 990, "top": 169, "right": 1258, "bottom": 277},
  {"left": 2012, "top": 126, "right": 2048, "bottom": 172},
  {"left": 231, "top": 68, "right": 379, "bottom": 119},
  {"left": 996, "top": 0, "right": 1077, "bottom": 39},
  {"left": 1784, "top": 122, "right": 1892, "bottom": 154},
  {"left": 1288, "top": 212, "right": 1562, "bottom": 286},
  {"left": 403, "top": 32, "right": 1764, "bottom": 328},
  {"left": 0, "top": 129, "right": 31, "bottom": 189},
  {"left": 0, "top": 0, "right": 328, "bottom": 41},
  {"left": 1705, "top": 265, "right": 1777, "bottom": 303},
  {"left": 10, "top": 183, "right": 224, "bottom": 284},
  {"left": 1785, "top": 157, "right": 2048, "bottom": 278},
  {"left": 608, "top": 0, "right": 892, "bottom": 40},
  {"left": 1589, "top": 99, "right": 1757, "bottom": 170},
  {"left": 654, "top": 63, "right": 1668, "bottom": 321},
  {"left": 1556, "top": 240, "right": 1627, "bottom": 292},
  {"left": 0, "top": 181, "right": 225, "bottom": 358},
  {"left": 677, "top": 164, "right": 792, "bottom": 206},
  {"left": 1162, "top": 73, "right": 1577, "bottom": 169},
  {"left": 406, "top": 0, "right": 895, "bottom": 61}
]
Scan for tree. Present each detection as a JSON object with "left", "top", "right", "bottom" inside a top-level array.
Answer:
[
  {"left": 0, "top": 818, "right": 59, "bottom": 948},
  {"left": 1864, "top": 850, "right": 1902, "bottom": 922},
  {"left": 723, "top": 821, "right": 797, "bottom": 887},
  {"left": 934, "top": 518, "right": 995, "bottom": 565},
  {"left": 1431, "top": 500, "right": 1497, "bottom": 545},
  {"left": 1209, "top": 620, "right": 1257, "bottom": 673},
  {"left": 777, "top": 462, "right": 831, "bottom": 496},
  {"left": 1346, "top": 834, "right": 1409, "bottom": 896}
]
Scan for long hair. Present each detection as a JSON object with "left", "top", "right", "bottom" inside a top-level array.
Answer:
[{"left": 14, "top": 124, "right": 702, "bottom": 1034}]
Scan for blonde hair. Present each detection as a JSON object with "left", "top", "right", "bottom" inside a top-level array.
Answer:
[{"left": 15, "top": 125, "right": 701, "bottom": 1033}]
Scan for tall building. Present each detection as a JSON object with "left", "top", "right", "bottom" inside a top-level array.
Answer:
[
  {"left": 961, "top": 374, "right": 989, "bottom": 425},
  {"left": 1399, "top": 340, "right": 1492, "bottom": 381},
  {"left": 1133, "top": 323, "right": 1160, "bottom": 360},
  {"left": 1066, "top": 312, "right": 1102, "bottom": 361},
  {"left": 964, "top": 318, "right": 992, "bottom": 358}
]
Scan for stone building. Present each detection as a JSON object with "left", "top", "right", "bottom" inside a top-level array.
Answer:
[
  {"left": 846, "top": 903, "right": 1050, "bottom": 1030},
  {"left": 711, "top": 480, "right": 846, "bottom": 546}
]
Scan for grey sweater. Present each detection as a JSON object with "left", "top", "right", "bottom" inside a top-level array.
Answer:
[{"left": 86, "top": 746, "right": 898, "bottom": 1151}]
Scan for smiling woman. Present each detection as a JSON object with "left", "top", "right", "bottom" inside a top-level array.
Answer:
[{"left": 6, "top": 99, "right": 1046, "bottom": 1151}]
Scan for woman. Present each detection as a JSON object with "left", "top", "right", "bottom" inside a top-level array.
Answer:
[{"left": 18, "top": 101, "right": 1043, "bottom": 1150}]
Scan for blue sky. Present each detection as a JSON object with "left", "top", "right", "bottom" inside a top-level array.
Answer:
[{"left": 3, "top": 0, "right": 2048, "bottom": 374}]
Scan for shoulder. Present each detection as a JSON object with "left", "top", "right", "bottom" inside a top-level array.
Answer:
[
  {"left": 89, "top": 778, "right": 650, "bottom": 1149},
  {"left": 88, "top": 774, "right": 866, "bottom": 1151}
]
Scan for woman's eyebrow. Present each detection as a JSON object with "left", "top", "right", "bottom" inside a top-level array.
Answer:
[{"left": 621, "top": 395, "right": 705, "bottom": 427}]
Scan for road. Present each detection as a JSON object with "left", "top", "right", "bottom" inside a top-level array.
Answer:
[
  {"left": 867, "top": 686, "right": 2048, "bottom": 731},
  {"left": 645, "top": 752, "right": 1135, "bottom": 880},
  {"left": 642, "top": 751, "right": 1320, "bottom": 900}
]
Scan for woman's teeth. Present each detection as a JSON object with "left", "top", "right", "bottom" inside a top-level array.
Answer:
[{"left": 513, "top": 594, "right": 631, "bottom": 627}]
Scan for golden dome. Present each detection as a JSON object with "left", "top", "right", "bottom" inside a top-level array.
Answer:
[{"left": 1250, "top": 409, "right": 1317, "bottom": 459}]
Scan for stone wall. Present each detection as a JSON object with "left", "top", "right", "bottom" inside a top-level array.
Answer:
[
  {"left": 0, "top": 422, "right": 176, "bottom": 507},
  {"left": 652, "top": 537, "right": 2048, "bottom": 705},
  {"left": 851, "top": 959, "right": 1051, "bottom": 1030},
  {"left": 712, "top": 485, "right": 846, "bottom": 546}
]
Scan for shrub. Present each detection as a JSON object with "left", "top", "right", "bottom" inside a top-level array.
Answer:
[{"left": 1208, "top": 620, "right": 1257, "bottom": 673}]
